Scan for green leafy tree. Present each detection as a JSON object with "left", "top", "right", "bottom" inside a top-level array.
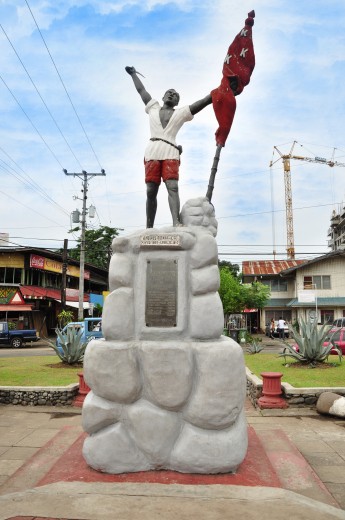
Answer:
[
  {"left": 69, "top": 225, "right": 119, "bottom": 269},
  {"left": 241, "top": 282, "right": 271, "bottom": 310},
  {"left": 218, "top": 260, "right": 240, "bottom": 279},
  {"left": 219, "top": 267, "right": 244, "bottom": 313},
  {"left": 57, "top": 309, "right": 74, "bottom": 328},
  {"left": 219, "top": 268, "right": 270, "bottom": 314}
]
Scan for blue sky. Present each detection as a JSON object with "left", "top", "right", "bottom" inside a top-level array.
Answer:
[{"left": 1, "top": 0, "right": 345, "bottom": 268}]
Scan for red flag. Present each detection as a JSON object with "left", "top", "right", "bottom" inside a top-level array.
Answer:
[{"left": 211, "top": 11, "right": 256, "bottom": 147}]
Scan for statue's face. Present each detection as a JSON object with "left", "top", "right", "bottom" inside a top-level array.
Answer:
[{"left": 163, "top": 89, "right": 180, "bottom": 107}]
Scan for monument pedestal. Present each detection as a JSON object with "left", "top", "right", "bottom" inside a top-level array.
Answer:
[{"left": 82, "top": 197, "right": 248, "bottom": 474}]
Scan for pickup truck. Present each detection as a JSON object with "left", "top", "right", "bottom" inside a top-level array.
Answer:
[
  {"left": 0, "top": 322, "right": 40, "bottom": 348},
  {"left": 56, "top": 317, "right": 102, "bottom": 350}
]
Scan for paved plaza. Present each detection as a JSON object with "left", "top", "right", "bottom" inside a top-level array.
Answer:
[{"left": 0, "top": 398, "right": 344, "bottom": 519}]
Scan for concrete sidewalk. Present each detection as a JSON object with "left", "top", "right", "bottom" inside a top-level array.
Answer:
[
  {"left": 0, "top": 401, "right": 345, "bottom": 519},
  {"left": 2, "top": 332, "right": 345, "bottom": 519}
]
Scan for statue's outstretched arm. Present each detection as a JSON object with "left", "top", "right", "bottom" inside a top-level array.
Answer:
[
  {"left": 189, "top": 94, "right": 212, "bottom": 115},
  {"left": 125, "top": 66, "right": 152, "bottom": 105}
]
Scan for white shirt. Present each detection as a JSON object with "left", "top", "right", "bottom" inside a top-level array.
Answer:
[
  {"left": 277, "top": 319, "right": 285, "bottom": 329},
  {"left": 144, "top": 99, "right": 193, "bottom": 161}
]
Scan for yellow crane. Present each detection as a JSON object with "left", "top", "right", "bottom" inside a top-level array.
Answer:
[{"left": 269, "top": 141, "right": 345, "bottom": 260}]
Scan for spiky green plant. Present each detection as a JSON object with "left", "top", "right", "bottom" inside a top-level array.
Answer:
[
  {"left": 279, "top": 318, "right": 342, "bottom": 365},
  {"left": 246, "top": 340, "right": 264, "bottom": 354},
  {"left": 48, "top": 327, "right": 90, "bottom": 364}
]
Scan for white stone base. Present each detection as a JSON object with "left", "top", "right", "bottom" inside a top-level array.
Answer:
[{"left": 82, "top": 336, "right": 248, "bottom": 474}]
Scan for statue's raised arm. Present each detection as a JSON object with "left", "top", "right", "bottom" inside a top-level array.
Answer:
[{"left": 125, "top": 66, "right": 152, "bottom": 105}]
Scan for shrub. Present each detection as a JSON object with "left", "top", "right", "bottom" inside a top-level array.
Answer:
[
  {"left": 246, "top": 341, "right": 264, "bottom": 354},
  {"left": 57, "top": 309, "right": 74, "bottom": 328},
  {"left": 48, "top": 327, "right": 90, "bottom": 365},
  {"left": 279, "top": 318, "right": 342, "bottom": 365}
]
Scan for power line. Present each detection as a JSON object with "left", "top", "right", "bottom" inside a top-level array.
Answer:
[
  {"left": 0, "top": 149, "right": 70, "bottom": 217},
  {"left": 0, "top": 72, "right": 64, "bottom": 168},
  {"left": 25, "top": 0, "right": 103, "bottom": 171},
  {"left": 0, "top": 188, "right": 65, "bottom": 227},
  {"left": 0, "top": 23, "right": 83, "bottom": 170}
]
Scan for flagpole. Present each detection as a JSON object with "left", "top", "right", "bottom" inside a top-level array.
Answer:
[{"left": 206, "top": 144, "right": 222, "bottom": 202}]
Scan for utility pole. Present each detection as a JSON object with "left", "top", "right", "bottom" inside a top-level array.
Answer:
[
  {"left": 61, "top": 238, "right": 68, "bottom": 310},
  {"left": 63, "top": 168, "right": 106, "bottom": 321}
]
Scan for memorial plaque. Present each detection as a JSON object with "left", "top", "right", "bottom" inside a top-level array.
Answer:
[
  {"left": 141, "top": 234, "right": 181, "bottom": 248},
  {"left": 145, "top": 259, "right": 177, "bottom": 327}
]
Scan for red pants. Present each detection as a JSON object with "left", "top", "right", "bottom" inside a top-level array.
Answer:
[{"left": 144, "top": 159, "right": 179, "bottom": 185}]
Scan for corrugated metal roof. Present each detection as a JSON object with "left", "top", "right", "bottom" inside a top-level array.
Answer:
[{"left": 242, "top": 260, "right": 307, "bottom": 276}]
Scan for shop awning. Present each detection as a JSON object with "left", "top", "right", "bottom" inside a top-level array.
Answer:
[
  {"left": 20, "top": 286, "right": 89, "bottom": 302},
  {"left": 0, "top": 305, "right": 33, "bottom": 312},
  {"left": 56, "top": 300, "right": 91, "bottom": 309}
]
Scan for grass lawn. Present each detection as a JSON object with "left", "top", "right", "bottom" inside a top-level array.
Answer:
[
  {"left": 245, "top": 353, "right": 345, "bottom": 388},
  {"left": 0, "top": 356, "right": 81, "bottom": 386},
  {"left": 1, "top": 354, "right": 344, "bottom": 389}
]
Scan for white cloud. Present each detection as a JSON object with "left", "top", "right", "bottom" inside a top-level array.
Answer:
[{"left": 0, "top": 0, "right": 344, "bottom": 263}]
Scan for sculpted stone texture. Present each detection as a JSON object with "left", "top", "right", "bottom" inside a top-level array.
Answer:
[
  {"left": 82, "top": 198, "right": 248, "bottom": 474},
  {"left": 317, "top": 391, "right": 345, "bottom": 418},
  {"left": 102, "top": 288, "right": 135, "bottom": 340},
  {"left": 140, "top": 343, "right": 193, "bottom": 410},
  {"left": 84, "top": 340, "right": 141, "bottom": 403},
  {"left": 82, "top": 391, "right": 122, "bottom": 434}
]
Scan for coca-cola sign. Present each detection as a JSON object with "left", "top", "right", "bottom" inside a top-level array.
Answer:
[{"left": 30, "top": 254, "right": 45, "bottom": 269}]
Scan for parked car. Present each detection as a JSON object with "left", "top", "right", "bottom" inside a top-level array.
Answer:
[
  {"left": 56, "top": 317, "right": 102, "bottom": 351},
  {"left": 332, "top": 318, "right": 345, "bottom": 328},
  {"left": 265, "top": 320, "right": 289, "bottom": 339},
  {"left": 0, "top": 321, "right": 39, "bottom": 348},
  {"left": 292, "top": 327, "right": 345, "bottom": 356},
  {"left": 324, "top": 327, "right": 345, "bottom": 355}
]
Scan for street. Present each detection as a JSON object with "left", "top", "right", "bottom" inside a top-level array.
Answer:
[{"left": 0, "top": 339, "right": 55, "bottom": 358}]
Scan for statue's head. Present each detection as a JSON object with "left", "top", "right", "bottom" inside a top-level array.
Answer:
[{"left": 162, "top": 89, "right": 180, "bottom": 107}]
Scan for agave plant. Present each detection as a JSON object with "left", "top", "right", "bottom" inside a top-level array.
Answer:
[
  {"left": 48, "top": 326, "right": 90, "bottom": 364},
  {"left": 246, "top": 341, "right": 264, "bottom": 354},
  {"left": 279, "top": 317, "right": 342, "bottom": 365}
]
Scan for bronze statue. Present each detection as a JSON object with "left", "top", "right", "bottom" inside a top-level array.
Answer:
[{"left": 126, "top": 66, "right": 212, "bottom": 228}]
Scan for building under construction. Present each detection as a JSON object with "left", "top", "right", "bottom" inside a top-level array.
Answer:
[{"left": 328, "top": 206, "right": 345, "bottom": 251}]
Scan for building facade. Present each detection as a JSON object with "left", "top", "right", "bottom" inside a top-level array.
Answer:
[
  {"left": 0, "top": 247, "right": 108, "bottom": 336},
  {"left": 328, "top": 207, "right": 345, "bottom": 251},
  {"left": 242, "top": 253, "right": 345, "bottom": 332}
]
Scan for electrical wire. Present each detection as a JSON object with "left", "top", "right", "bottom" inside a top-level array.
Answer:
[
  {"left": 0, "top": 23, "right": 84, "bottom": 170},
  {"left": 0, "top": 151, "right": 70, "bottom": 217},
  {"left": 0, "top": 188, "right": 66, "bottom": 227},
  {"left": 0, "top": 72, "right": 64, "bottom": 168},
  {"left": 24, "top": 0, "right": 103, "bottom": 171}
]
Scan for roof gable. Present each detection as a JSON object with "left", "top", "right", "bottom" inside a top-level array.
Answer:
[{"left": 242, "top": 260, "right": 306, "bottom": 276}]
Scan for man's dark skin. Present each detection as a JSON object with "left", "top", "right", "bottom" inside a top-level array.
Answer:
[{"left": 126, "top": 66, "right": 213, "bottom": 228}]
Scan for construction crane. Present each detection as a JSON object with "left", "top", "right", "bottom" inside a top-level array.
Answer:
[{"left": 269, "top": 140, "right": 345, "bottom": 260}]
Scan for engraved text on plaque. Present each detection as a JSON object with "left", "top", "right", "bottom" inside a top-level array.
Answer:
[{"left": 145, "top": 259, "right": 177, "bottom": 327}]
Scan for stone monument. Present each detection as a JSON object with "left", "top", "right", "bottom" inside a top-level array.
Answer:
[
  {"left": 82, "top": 10, "right": 256, "bottom": 474},
  {"left": 82, "top": 197, "right": 248, "bottom": 474}
]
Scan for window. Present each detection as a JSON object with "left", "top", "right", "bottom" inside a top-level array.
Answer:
[
  {"left": 303, "top": 275, "right": 331, "bottom": 290},
  {"left": 0, "top": 267, "right": 22, "bottom": 284},
  {"left": 320, "top": 309, "right": 334, "bottom": 325},
  {"left": 262, "top": 279, "right": 287, "bottom": 292}
]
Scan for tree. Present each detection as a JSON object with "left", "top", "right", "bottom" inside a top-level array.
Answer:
[
  {"left": 219, "top": 267, "right": 244, "bottom": 314},
  {"left": 241, "top": 282, "right": 271, "bottom": 310},
  {"left": 218, "top": 260, "right": 240, "bottom": 279},
  {"left": 68, "top": 226, "right": 119, "bottom": 269},
  {"left": 219, "top": 268, "right": 270, "bottom": 314}
]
